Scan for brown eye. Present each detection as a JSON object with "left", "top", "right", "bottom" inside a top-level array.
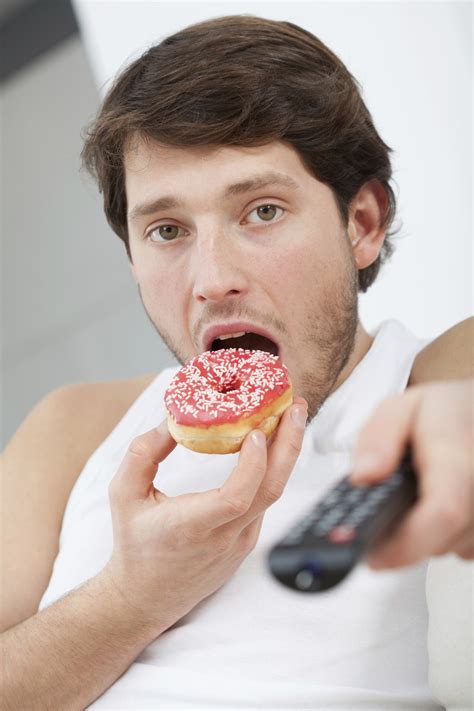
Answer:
[
  {"left": 148, "top": 225, "right": 183, "bottom": 242},
  {"left": 247, "top": 204, "right": 284, "bottom": 225},
  {"left": 258, "top": 205, "right": 277, "bottom": 220}
]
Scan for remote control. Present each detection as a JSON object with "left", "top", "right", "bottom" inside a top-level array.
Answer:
[{"left": 268, "top": 451, "right": 418, "bottom": 592}]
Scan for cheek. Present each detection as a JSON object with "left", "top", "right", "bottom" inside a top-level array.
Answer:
[
  {"left": 271, "top": 231, "right": 349, "bottom": 308},
  {"left": 271, "top": 241, "right": 318, "bottom": 289},
  {"left": 133, "top": 257, "right": 178, "bottom": 310},
  {"left": 293, "top": 223, "right": 348, "bottom": 273}
]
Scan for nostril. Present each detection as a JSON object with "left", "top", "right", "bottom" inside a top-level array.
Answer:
[
  {"left": 192, "top": 260, "right": 247, "bottom": 302},
  {"left": 193, "top": 287, "right": 242, "bottom": 302}
]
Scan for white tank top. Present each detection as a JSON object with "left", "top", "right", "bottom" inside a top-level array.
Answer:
[{"left": 39, "top": 320, "right": 444, "bottom": 710}]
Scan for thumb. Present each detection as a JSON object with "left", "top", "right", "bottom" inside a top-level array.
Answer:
[
  {"left": 350, "top": 389, "right": 421, "bottom": 484},
  {"left": 109, "top": 418, "right": 177, "bottom": 504}
]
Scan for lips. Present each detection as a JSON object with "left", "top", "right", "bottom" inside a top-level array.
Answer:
[{"left": 200, "top": 321, "right": 281, "bottom": 356}]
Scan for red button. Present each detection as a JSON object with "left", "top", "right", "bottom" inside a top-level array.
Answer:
[{"left": 328, "top": 526, "right": 356, "bottom": 543}]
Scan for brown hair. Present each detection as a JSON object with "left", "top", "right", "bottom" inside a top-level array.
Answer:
[{"left": 81, "top": 14, "right": 398, "bottom": 292}]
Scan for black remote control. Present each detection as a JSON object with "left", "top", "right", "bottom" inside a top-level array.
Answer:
[{"left": 268, "top": 451, "right": 418, "bottom": 592}]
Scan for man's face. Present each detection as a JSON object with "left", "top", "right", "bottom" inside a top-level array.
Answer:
[{"left": 125, "top": 139, "right": 359, "bottom": 419}]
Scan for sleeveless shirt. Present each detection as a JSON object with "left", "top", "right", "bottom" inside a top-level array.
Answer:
[{"left": 39, "top": 320, "right": 444, "bottom": 710}]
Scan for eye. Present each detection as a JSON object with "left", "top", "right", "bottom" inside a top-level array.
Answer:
[
  {"left": 246, "top": 204, "right": 285, "bottom": 225},
  {"left": 146, "top": 224, "right": 186, "bottom": 243}
]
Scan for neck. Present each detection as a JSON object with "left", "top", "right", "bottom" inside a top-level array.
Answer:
[{"left": 329, "top": 320, "right": 374, "bottom": 396}]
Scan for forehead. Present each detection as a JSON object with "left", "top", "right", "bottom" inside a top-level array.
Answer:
[{"left": 124, "top": 137, "right": 319, "bottom": 197}]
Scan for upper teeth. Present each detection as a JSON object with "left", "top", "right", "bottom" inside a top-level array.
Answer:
[{"left": 216, "top": 331, "right": 246, "bottom": 341}]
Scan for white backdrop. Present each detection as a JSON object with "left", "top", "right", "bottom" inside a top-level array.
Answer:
[{"left": 72, "top": 0, "right": 472, "bottom": 339}]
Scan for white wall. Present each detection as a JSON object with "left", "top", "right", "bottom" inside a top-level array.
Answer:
[
  {"left": 72, "top": 0, "right": 473, "bottom": 336},
  {"left": 1, "top": 37, "right": 177, "bottom": 447}
]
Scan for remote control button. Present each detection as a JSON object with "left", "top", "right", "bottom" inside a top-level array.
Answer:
[
  {"left": 344, "top": 512, "right": 368, "bottom": 527},
  {"left": 283, "top": 533, "right": 304, "bottom": 545},
  {"left": 346, "top": 488, "right": 366, "bottom": 503},
  {"left": 328, "top": 526, "right": 356, "bottom": 543},
  {"left": 295, "top": 569, "right": 315, "bottom": 590},
  {"left": 365, "top": 493, "right": 389, "bottom": 508},
  {"left": 367, "top": 490, "right": 388, "bottom": 503},
  {"left": 323, "top": 492, "right": 342, "bottom": 507},
  {"left": 307, "top": 508, "right": 326, "bottom": 522},
  {"left": 312, "top": 523, "right": 331, "bottom": 535},
  {"left": 315, "top": 507, "right": 346, "bottom": 531},
  {"left": 325, "top": 508, "right": 345, "bottom": 523},
  {"left": 312, "top": 519, "right": 330, "bottom": 533}
]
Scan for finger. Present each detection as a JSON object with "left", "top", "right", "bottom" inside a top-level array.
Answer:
[
  {"left": 350, "top": 390, "right": 421, "bottom": 485},
  {"left": 266, "top": 396, "right": 307, "bottom": 448},
  {"left": 196, "top": 399, "right": 307, "bottom": 533},
  {"left": 365, "top": 451, "right": 470, "bottom": 569},
  {"left": 200, "top": 428, "right": 268, "bottom": 529},
  {"left": 245, "top": 401, "right": 308, "bottom": 520},
  {"left": 292, "top": 396, "right": 309, "bottom": 408},
  {"left": 109, "top": 419, "right": 177, "bottom": 504}
]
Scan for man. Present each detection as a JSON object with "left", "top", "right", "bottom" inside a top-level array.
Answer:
[{"left": 1, "top": 15, "right": 472, "bottom": 710}]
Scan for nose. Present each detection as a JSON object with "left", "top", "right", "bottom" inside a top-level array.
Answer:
[{"left": 191, "top": 231, "right": 249, "bottom": 303}]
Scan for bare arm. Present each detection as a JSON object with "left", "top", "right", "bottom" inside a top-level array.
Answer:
[
  {"left": 1, "top": 375, "right": 155, "bottom": 632},
  {"left": 409, "top": 316, "right": 473, "bottom": 385},
  {"left": 0, "top": 569, "right": 163, "bottom": 710},
  {"left": 0, "top": 375, "right": 156, "bottom": 709}
]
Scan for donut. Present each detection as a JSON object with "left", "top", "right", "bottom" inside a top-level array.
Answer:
[{"left": 164, "top": 348, "right": 293, "bottom": 454}]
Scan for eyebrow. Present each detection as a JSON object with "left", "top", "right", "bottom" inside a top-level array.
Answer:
[{"left": 127, "top": 171, "right": 300, "bottom": 225}]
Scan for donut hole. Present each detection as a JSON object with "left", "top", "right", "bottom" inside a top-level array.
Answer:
[{"left": 219, "top": 380, "right": 241, "bottom": 394}]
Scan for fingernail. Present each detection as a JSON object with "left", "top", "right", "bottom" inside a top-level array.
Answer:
[
  {"left": 291, "top": 406, "right": 308, "bottom": 428},
  {"left": 251, "top": 430, "right": 266, "bottom": 447}
]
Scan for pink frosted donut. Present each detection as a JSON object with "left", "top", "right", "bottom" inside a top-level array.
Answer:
[{"left": 164, "top": 348, "right": 293, "bottom": 454}]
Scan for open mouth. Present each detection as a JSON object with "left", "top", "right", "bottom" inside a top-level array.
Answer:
[{"left": 211, "top": 332, "right": 279, "bottom": 357}]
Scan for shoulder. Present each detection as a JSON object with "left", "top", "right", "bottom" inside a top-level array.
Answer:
[
  {"left": 65, "top": 371, "right": 158, "bottom": 409},
  {"left": 409, "top": 317, "right": 473, "bottom": 386},
  {"left": 0, "top": 372, "right": 158, "bottom": 631},
  {"left": 47, "top": 372, "right": 159, "bottom": 452},
  {"left": 3, "top": 371, "right": 159, "bottom": 472}
]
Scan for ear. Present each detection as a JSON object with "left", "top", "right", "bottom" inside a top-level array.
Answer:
[{"left": 347, "top": 180, "right": 388, "bottom": 269}]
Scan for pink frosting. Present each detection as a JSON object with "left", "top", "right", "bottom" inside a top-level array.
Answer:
[{"left": 164, "top": 348, "right": 291, "bottom": 427}]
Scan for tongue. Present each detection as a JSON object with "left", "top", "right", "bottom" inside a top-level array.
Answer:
[{"left": 213, "top": 333, "right": 278, "bottom": 356}]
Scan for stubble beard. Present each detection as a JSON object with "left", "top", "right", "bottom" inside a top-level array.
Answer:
[
  {"left": 296, "top": 259, "right": 359, "bottom": 422},
  {"left": 136, "top": 251, "right": 359, "bottom": 425}
]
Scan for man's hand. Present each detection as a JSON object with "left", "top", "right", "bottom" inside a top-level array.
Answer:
[
  {"left": 103, "top": 398, "right": 308, "bottom": 633},
  {"left": 349, "top": 380, "right": 473, "bottom": 569}
]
